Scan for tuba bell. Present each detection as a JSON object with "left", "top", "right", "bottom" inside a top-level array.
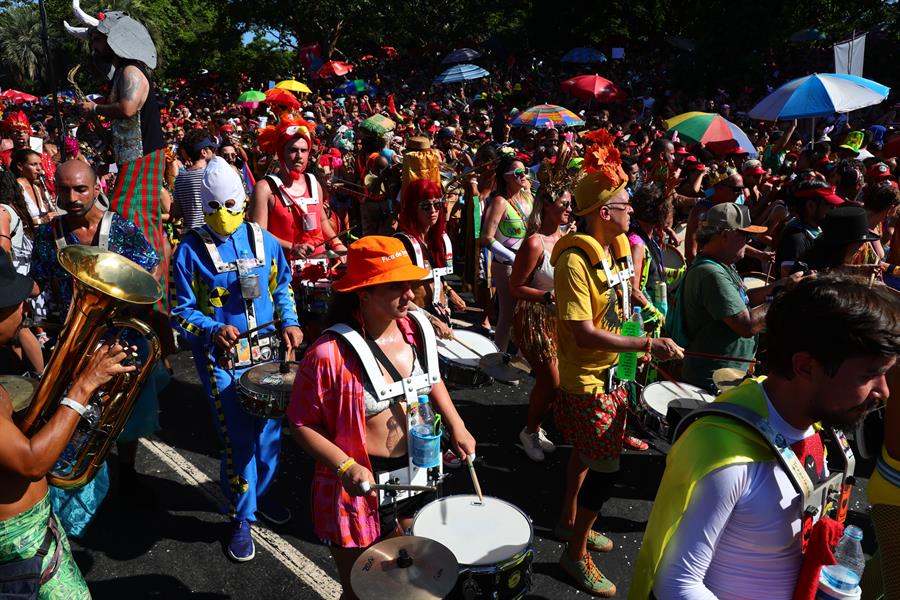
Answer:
[{"left": 16, "top": 245, "right": 163, "bottom": 489}]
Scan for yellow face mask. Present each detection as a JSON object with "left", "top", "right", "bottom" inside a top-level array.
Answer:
[{"left": 204, "top": 207, "right": 245, "bottom": 236}]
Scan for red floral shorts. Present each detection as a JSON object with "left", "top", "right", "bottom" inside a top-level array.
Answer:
[{"left": 554, "top": 386, "right": 629, "bottom": 462}]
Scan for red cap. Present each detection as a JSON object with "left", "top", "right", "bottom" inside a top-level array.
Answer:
[
  {"left": 684, "top": 156, "right": 707, "bottom": 171},
  {"left": 794, "top": 182, "right": 845, "bottom": 206},
  {"left": 675, "top": 145, "right": 689, "bottom": 155},
  {"left": 866, "top": 162, "right": 893, "bottom": 180}
]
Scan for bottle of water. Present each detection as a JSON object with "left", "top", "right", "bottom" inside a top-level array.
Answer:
[
  {"left": 237, "top": 250, "right": 260, "bottom": 299},
  {"left": 617, "top": 307, "right": 644, "bottom": 382},
  {"left": 653, "top": 281, "right": 668, "bottom": 319},
  {"left": 821, "top": 525, "right": 865, "bottom": 592},
  {"left": 409, "top": 395, "right": 440, "bottom": 468}
]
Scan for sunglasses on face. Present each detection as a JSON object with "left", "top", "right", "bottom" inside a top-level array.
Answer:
[
  {"left": 419, "top": 199, "right": 445, "bottom": 211},
  {"left": 506, "top": 168, "right": 528, "bottom": 178},
  {"left": 557, "top": 200, "right": 571, "bottom": 209}
]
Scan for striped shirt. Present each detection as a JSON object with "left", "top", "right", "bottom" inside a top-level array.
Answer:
[{"left": 173, "top": 168, "right": 206, "bottom": 231}]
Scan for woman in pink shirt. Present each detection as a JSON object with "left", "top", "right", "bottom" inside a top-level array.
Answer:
[{"left": 288, "top": 236, "right": 476, "bottom": 598}]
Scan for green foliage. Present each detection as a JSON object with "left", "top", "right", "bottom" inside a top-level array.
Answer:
[{"left": 0, "top": 3, "right": 45, "bottom": 86}]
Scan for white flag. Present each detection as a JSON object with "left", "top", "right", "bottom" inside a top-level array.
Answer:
[{"left": 834, "top": 33, "right": 866, "bottom": 76}]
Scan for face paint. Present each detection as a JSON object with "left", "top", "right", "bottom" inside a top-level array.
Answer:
[{"left": 204, "top": 206, "right": 245, "bottom": 236}]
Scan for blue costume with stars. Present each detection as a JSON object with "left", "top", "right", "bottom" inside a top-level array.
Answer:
[{"left": 171, "top": 222, "right": 299, "bottom": 521}]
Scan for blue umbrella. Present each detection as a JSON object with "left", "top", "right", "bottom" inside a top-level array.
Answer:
[
  {"left": 749, "top": 73, "right": 890, "bottom": 120},
  {"left": 333, "top": 79, "right": 377, "bottom": 96},
  {"left": 442, "top": 48, "right": 482, "bottom": 64},
  {"left": 433, "top": 64, "right": 490, "bottom": 85},
  {"left": 561, "top": 47, "right": 607, "bottom": 63}
]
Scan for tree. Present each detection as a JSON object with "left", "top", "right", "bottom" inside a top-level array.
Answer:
[{"left": 0, "top": 3, "right": 45, "bottom": 86}]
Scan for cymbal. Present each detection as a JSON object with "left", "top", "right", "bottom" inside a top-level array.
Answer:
[
  {"left": 712, "top": 367, "right": 748, "bottom": 392},
  {"left": 0, "top": 375, "right": 37, "bottom": 413},
  {"left": 479, "top": 352, "right": 528, "bottom": 385},
  {"left": 350, "top": 536, "right": 458, "bottom": 600}
]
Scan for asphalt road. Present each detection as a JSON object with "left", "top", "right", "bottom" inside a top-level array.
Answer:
[{"left": 68, "top": 346, "right": 878, "bottom": 600}]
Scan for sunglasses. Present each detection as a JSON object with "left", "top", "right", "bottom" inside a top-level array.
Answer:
[
  {"left": 506, "top": 168, "right": 528, "bottom": 178},
  {"left": 419, "top": 200, "right": 446, "bottom": 211},
  {"left": 557, "top": 200, "right": 571, "bottom": 209}
]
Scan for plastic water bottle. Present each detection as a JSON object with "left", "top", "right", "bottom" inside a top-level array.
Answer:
[
  {"left": 653, "top": 281, "right": 668, "bottom": 319},
  {"left": 617, "top": 307, "right": 644, "bottom": 382},
  {"left": 237, "top": 250, "right": 260, "bottom": 299},
  {"left": 821, "top": 525, "right": 865, "bottom": 591},
  {"left": 409, "top": 395, "right": 440, "bottom": 468}
]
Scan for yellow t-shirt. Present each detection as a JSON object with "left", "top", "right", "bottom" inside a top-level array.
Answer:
[{"left": 554, "top": 247, "right": 625, "bottom": 394}]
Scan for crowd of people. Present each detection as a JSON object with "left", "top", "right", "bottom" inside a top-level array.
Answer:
[{"left": 0, "top": 5, "right": 899, "bottom": 600}]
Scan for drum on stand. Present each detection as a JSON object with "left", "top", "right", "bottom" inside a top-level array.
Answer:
[
  {"left": 437, "top": 330, "right": 498, "bottom": 388},
  {"left": 237, "top": 361, "right": 299, "bottom": 419},
  {"left": 639, "top": 381, "right": 715, "bottom": 442},
  {"left": 412, "top": 495, "right": 534, "bottom": 599}
]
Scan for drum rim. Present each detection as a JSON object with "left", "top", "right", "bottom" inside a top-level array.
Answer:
[
  {"left": 411, "top": 494, "right": 534, "bottom": 566},
  {"left": 239, "top": 360, "right": 299, "bottom": 394},
  {"left": 641, "top": 380, "right": 712, "bottom": 416}
]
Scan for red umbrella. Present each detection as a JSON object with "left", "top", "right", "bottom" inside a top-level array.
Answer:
[
  {"left": 0, "top": 89, "right": 39, "bottom": 104},
  {"left": 381, "top": 46, "right": 398, "bottom": 59},
  {"left": 264, "top": 87, "right": 300, "bottom": 110},
  {"left": 561, "top": 75, "right": 625, "bottom": 102},
  {"left": 313, "top": 60, "right": 353, "bottom": 79}
]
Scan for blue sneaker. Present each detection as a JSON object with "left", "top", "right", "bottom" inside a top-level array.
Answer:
[
  {"left": 256, "top": 497, "right": 292, "bottom": 525},
  {"left": 226, "top": 519, "right": 255, "bottom": 562}
]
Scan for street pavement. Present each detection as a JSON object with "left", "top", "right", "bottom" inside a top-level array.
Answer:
[{"left": 70, "top": 346, "right": 878, "bottom": 600}]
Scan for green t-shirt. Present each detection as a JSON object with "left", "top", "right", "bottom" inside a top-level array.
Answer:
[{"left": 680, "top": 256, "right": 757, "bottom": 390}]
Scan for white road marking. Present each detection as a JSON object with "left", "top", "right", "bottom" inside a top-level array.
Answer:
[{"left": 140, "top": 438, "right": 342, "bottom": 600}]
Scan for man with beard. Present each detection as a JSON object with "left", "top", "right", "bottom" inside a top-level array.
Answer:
[
  {"left": 631, "top": 275, "right": 899, "bottom": 600},
  {"left": 249, "top": 117, "right": 346, "bottom": 260}
]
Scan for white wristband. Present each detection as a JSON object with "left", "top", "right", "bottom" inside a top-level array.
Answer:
[{"left": 59, "top": 397, "right": 87, "bottom": 417}]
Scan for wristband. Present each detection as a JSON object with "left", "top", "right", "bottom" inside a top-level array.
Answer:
[
  {"left": 336, "top": 457, "right": 356, "bottom": 478},
  {"left": 59, "top": 397, "right": 87, "bottom": 417}
]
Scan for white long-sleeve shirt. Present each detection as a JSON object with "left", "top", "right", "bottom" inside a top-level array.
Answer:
[{"left": 653, "top": 385, "right": 818, "bottom": 600}]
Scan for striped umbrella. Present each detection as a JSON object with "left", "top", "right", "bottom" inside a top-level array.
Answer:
[
  {"left": 442, "top": 48, "right": 482, "bottom": 64},
  {"left": 433, "top": 64, "right": 490, "bottom": 85},
  {"left": 664, "top": 112, "right": 758, "bottom": 157},
  {"left": 511, "top": 104, "right": 585, "bottom": 128},
  {"left": 748, "top": 73, "right": 890, "bottom": 120},
  {"left": 561, "top": 47, "right": 607, "bottom": 63}
]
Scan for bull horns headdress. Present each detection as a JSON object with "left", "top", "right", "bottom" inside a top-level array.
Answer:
[{"left": 63, "top": 0, "right": 158, "bottom": 71}]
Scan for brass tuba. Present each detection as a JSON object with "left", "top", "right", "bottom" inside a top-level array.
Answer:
[{"left": 17, "top": 245, "right": 163, "bottom": 489}]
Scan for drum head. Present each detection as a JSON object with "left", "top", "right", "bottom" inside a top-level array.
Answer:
[
  {"left": 741, "top": 273, "right": 769, "bottom": 290},
  {"left": 642, "top": 381, "right": 713, "bottom": 417},
  {"left": 661, "top": 244, "right": 686, "bottom": 270},
  {"left": 239, "top": 361, "right": 299, "bottom": 395},
  {"left": 0, "top": 375, "right": 37, "bottom": 413},
  {"left": 436, "top": 331, "right": 498, "bottom": 368},
  {"left": 411, "top": 495, "right": 532, "bottom": 566}
]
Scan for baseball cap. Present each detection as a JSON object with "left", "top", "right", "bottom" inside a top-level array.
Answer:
[
  {"left": 793, "top": 179, "right": 845, "bottom": 206},
  {"left": 866, "top": 162, "right": 892, "bottom": 181},
  {"left": 332, "top": 236, "right": 431, "bottom": 292},
  {"left": 683, "top": 156, "right": 706, "bottom": 171},
  {"left": 190, "top": 137, "right": 219, "bottom": 152},
  {"left": 741, "top": 159, "right": 766, "bottom": 177},
  {"left": 702, "top": 203, "right": 767, "bottom": 235}
]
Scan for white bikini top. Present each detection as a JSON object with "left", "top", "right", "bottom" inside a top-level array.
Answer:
[{"left": 362, "top": 345, "right": 430, "bottom": 416}]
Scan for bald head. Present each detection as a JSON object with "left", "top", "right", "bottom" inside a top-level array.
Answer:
[{"left": 56, "top": 159, "right": 101, "bottom": 219}]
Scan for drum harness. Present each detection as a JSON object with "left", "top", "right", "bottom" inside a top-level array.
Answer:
[
  {"left": 673, "top": 402, "right": 856, "bottom": 553},
  {"left": 395, "top": 231, "right": 454, "bottom": 310},
  {"left": 325, "top": 311, "right": 444, "bottom": 517},
  {"left": 194, "top": 223, "right": 279, "bottom": 367}
]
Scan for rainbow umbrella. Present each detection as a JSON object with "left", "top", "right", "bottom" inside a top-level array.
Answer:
[
  {"left": 511, "top": 104, "right": 585, "bottom": 128},
  {"left": 664, "top": 111, "right": 758, "bottom": 157}
]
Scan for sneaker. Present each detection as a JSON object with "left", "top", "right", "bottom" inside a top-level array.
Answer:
[
  {"left": 518, "top": 427, "right": 545, "bottom": 462},
  {"left": 623, "top": 434, "right": 649, "bottom": 451},
  {"left": 553, "top": 524, "right": 614, "bottom": 553},
  {"left": 257, "top": 497, "right": 292, "bottom": 525},
  {"left": 226, "top": 520, "right": 256, "bottom": 562},
  {"left": 559, "top": 546, "right": 616, "bottom": 597},
  {"left": 537, "top": 428, "right": 556, "bottom": 453},
  {"left": 442, "top": 449, "right": 463, "bottom": 469}
]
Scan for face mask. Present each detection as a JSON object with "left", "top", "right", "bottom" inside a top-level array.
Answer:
[
  {"left": 204, "top": 206, "right": 245, "bottom": 236},
  {"left": 734, "top": 193, "right": 745, "bottom": 205}
]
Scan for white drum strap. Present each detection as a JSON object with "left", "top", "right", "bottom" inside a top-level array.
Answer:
[
  {"left": 269, "top": 173, "right": 319, "bottom": 211},
  {"left": 599, "top": 255, "right": 633, "bottom": 317},
  {"left": 398, "top": 233, "right": 454, "bottom": 306},
  {"left": 326, "top": 318, "right": 439, "bottom": 404},
  {"left": 195, "top": 224, "right": 265, "bottom": 274},
  {"left": 53, "top": 210, "right": 113, "bottom": 252}
]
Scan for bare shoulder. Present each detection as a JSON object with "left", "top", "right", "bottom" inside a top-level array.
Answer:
[{"left": 117, "top": 65, "right": 149, "bottom": 101}]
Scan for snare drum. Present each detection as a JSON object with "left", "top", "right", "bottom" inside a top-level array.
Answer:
[
  {"left": 237, "top": 361, "right": 299, "bottom": 419},
  {"left": 661, "top": 243, "right": 686, "bottom": 272},
  {"left": 412, "top": 495, "right": 533, "bottom": 600},
  {"left": 437, "top": 330, "right": 498, "bottom": 388},
  {"left": 299, "top": 279, "right": 334, "bottom": 316},
  {"left": 639, "top": 381, "right": 715, "bottom": 441},
  {"left": 741, "top": 271, "right": 770, "bottom": 291}
]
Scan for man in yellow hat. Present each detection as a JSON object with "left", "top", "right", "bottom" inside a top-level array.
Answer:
[{"left": 550, "top": 131, "right": 683, "bottom": 596}]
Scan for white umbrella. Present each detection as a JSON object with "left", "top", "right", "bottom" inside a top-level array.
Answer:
[{"left": 749, "top": 73, "right": 890, "bottom": 121}]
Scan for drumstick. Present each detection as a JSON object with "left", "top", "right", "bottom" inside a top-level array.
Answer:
[
  {"left": 360, "top": 482, "right": 437, "bottom": 493},
  {"left": 682, "top": 350, "right": 757, "bottom": 364},
  {"left": 309, "top": 226, "right": 358, "bottom": 252},
  {"left": 649, "top": 362, "right": 697, "bottom": 398},
  {"left": 237, "top": 319, "right": 279, "bottom": 339},
  {"left": 466, "top": 454, "right": 484, "bottom": 504}
]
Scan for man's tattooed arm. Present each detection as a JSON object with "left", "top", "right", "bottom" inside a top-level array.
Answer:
[{"left": 94, "top": 66, "right": 149, "bottom": 119}]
